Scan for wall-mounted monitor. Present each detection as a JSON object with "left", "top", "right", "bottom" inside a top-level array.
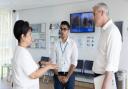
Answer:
[{"left": 70, "top": 12, "right": 95, "bottom": 33}]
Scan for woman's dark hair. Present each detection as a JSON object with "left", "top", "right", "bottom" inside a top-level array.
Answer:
[
  {"left": 13, "top": 20, "right": 32, "bottom": 43},
  {"left": 60, "top": 21, "right": 70, "bottom": 29}
]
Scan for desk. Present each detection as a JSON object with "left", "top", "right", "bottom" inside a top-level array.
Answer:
[{"left": 1, "top": 64, "right": 12, "bottom": 80}]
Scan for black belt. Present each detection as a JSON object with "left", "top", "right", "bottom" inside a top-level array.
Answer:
[
  {"left": 58, "top": 72, "right": 68, "bottom": 76},
  {"left": 94, "top": 73, "right": 102, "bottom": 77}
]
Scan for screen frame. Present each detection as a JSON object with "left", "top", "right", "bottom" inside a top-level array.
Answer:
[{"left": 70, "top": 12, "right": 95, "bottom": 33}]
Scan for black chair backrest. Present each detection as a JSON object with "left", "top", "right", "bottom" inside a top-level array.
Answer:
[
  {"left": 41, "top": 56, "right": 49, "bottom": 62},
  {"left": 83, "top": 60, "right": 93, "bottom": 70},
  {"left": 76, "top": 60, "right": 84, "bottom": 69}
]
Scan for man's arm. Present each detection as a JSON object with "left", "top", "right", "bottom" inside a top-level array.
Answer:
[
  {"left": 67, "top": 41, "right": 78, "bottom": 78},
  {"left": 67, "top": 64, "right": 76, "bottom": 79},
  {"left": 102, "top": 29, "right": 122, "bottom": 89},
  {"left": 101, "top": 71, "right": 113, "bottom": 89},
  {"left": 61, "top": 64, "right": 76, "bottom": 84}
]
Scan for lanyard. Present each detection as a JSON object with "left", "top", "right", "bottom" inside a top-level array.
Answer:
[{"left": 60, "top": 42, "right": 68, "bottom": 55}]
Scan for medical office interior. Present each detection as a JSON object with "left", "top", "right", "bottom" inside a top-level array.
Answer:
[{"left": 0, "top": 0, "right": 128, "bottom": 89}]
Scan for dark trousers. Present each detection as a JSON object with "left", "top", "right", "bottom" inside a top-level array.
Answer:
[{"left": 53, "top": 74, "right": 75, "bottom": 89}]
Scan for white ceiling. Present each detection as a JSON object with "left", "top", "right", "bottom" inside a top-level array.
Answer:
[{"left": 0, "top": 0, "right": 90, "bottom": 10}]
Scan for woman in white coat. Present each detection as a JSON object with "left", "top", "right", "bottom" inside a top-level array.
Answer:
[{"left": 12, "top": 20, "right": 58, "bottom": 89}]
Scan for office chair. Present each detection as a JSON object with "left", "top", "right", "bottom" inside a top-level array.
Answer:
[{"left": 75, "top": 60, "right": 84, "bottom": 76}]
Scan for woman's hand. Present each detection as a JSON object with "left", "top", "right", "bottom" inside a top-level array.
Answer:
[
  {"left": 41, "top": 61, "right": 51, "bottom": 65},
  {"left": 47, "top": 64, "right": 58, "bottom": 70}
]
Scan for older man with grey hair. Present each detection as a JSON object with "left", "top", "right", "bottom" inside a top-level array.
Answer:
[{"left": 92, "top": 2, "right": 122, "bottom": 89}]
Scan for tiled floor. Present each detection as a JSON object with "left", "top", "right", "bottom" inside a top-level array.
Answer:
[
  {"left": 0, "top": 78, "right": 93, "bottom": 89},
  {"left": 39, "top": 79, "right": 90, "bottom": 89}
]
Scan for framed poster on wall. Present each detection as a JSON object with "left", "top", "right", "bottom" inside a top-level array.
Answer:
[{"left": 29, "top": 23, "right": 46, "bottom": 49}]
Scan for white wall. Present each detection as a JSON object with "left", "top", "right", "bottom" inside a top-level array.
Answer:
[{"left": 17, "top": 0, "right": 128, "bottom": 71}]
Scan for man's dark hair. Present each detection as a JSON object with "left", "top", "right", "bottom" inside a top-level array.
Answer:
[
  {"left": 60, "top": 21, "right": 70, "bottom": 29},
  {"left": 13, "top": 20, "right": 32, "bottom": 43}
]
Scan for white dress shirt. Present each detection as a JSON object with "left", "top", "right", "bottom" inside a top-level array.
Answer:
[
  {"left": 93, "top": 20, "right": 122, "bottom": 74},
  {"left": 12, "top": 46, "right": 39, "bottom": 89},
  {"left": 51, "top": 37, "right": 78, "bottom": 72}
]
